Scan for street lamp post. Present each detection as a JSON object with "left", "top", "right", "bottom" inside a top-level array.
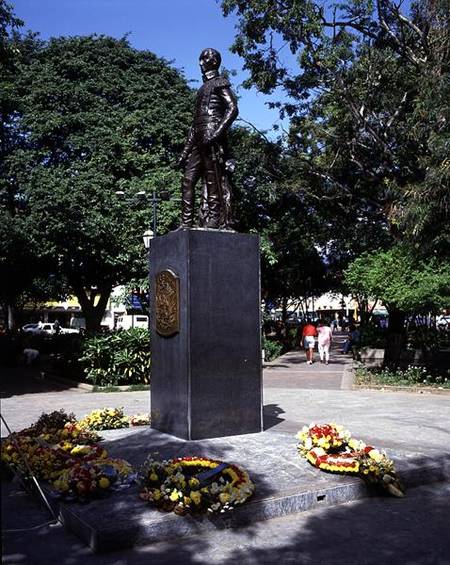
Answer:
[
  {"left": 142, "top": 229, "right": 154, "bottom": 251},
  {"left": 135, "top": 191, "right": 161, "bottom": 236},
  {"left": 115, "top": 189, "right": 173, "bottom": 240}
]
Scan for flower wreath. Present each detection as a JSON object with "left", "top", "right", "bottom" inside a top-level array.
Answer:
[
  {"left": 53, "top": 458, "right": 135, "bottom": 500},
  {"left": 297, "top": 423, "right": 405, "bottom": 497},
  {"left": 1, "top": 410, "right": 135, "bottom": 501},
  {"left": 139, "top": 456, "right": 254, "bottom": 515}
]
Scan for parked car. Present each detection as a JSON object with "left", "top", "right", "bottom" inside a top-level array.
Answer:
[
  {"left": 22, "top": 323, "right": 42, "bottom": 334},
  {"left": 116, "top": 315, "right": 149, "bottom": 330},
  {"left": 437, "top": 316, "right": 450, "bottom": 330},
  {"left": 22, "top": 323, "right": 78, "bottom": 335}
]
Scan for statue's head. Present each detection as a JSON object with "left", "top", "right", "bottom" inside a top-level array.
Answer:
[{"left": 199, "top": 48, "right": 221, "bottom": 75}]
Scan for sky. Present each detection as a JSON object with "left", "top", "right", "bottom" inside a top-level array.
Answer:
[{"left": 11, "top": 0, "right": 286, "bottom": 134}]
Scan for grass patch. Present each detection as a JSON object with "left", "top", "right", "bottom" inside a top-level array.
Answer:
[
  {"left": 126, "top": 384, "right": 150, "bottom": 392},
  {"left": 91, "top": 385, "right": 120, "bottom": 392},
  {"left": 91, "top": 383, "right": 150, "bottom": 393},
  {"left": 355, "top": 365, "right": 450, "bottom": 389}
]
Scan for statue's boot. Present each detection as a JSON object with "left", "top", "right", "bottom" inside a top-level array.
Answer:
[
  {"left": 180, "top": 188, "right": 195, "bottom": 228},
  {"left": 205, "top": 174, "right": 221, "bottom": 229}
]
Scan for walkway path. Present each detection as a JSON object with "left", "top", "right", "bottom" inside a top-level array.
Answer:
[
  {"left": 264, "top": 332, "right": 351, "bottom": 390},
  {"left": 1, "top": 335, "right": 351, "bottom": 435}
]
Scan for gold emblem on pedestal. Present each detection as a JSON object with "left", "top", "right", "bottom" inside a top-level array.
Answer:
[{"left": 155, "top": 269, "right": 180, "bottom": 337}]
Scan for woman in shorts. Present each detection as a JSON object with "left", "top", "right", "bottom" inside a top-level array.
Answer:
[{"left": 302, "top": 319, "right": 317, "bottom": 364}]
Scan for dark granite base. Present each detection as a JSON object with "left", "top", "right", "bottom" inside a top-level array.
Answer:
[
  {"left": 50, "top": 428, "right": 450, "bottom": 553},
  {"left": 149, "top": 229, "right": 263, "bottom": 440}
]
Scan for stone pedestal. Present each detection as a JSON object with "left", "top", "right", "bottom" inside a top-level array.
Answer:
[{"left": 149, "top": 229, "right": 263, "bottom": 440}]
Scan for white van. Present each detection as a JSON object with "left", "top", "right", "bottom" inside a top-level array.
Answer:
[{"left": 116, "top": 315, "right": 149, "bottom": 330}]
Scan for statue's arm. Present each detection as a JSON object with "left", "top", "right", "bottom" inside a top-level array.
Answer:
[
  {"left": 214, "top": 86, "right": 238, "bottom": 139},
  {"left": 178, "top": 127, "right": 195, "bottom": 166}
]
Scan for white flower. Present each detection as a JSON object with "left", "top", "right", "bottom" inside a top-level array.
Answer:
[{"left": 304, "top": 437, "right": 313, "bottom": 450}]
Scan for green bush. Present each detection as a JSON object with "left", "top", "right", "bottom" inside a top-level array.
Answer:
[
  {"left": 263, "top": 336, "right": 283, "bottom": 362},
  {"left": 360, "top": 324, "right": 387, "bottom": 348},
  {"left": 355, "top": 366, "right": 450, "bottom": 388},
  {"left": 407, "top": 326, "right": 450, "bottom": 351},
  {"left": 79, "top": 329, "right": 151, "bottom": 386}
]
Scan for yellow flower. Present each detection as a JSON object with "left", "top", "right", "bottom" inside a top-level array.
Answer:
[
  {"left": 149, "top": 472, "right": 158, "bottom": 482},
  {"left": 189, "top": 477, "right": 200, "bottom": 488},
  {"left": 219, "top": 492, "right": 231, "bottom": 504},
  {"left": 169, "top": 489, "right": 179, "bottom": 502},
  {"left": 190, "top": 491, "right": 202, "bottom": 505},
  {"left": 368, "top": 449, "right": 383, "bottom": 463},
  {"left": 153, "top": 489, "right": 161, "bottom": 501},
  {"left": 99, "top": 477, "right": 110, "bottom": 489}
]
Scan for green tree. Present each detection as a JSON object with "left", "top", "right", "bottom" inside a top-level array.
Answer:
[
  {"left": 7, "top": 34, "right": 193, "bottom": 330},
  {"left": 344, "top": 245, "right": 450, "bottom": 364},
  {"left": 229, "top": 126, "right": 329, "bottom": 316},
  {"left": 0, "top": 1, "right": 42, "bottom": 327},
  {"left": 221, "top": 0, "right": 449, "bottom": 259}
]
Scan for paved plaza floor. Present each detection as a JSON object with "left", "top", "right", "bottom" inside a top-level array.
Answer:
[{"left": 1, "top": 338, "right": 450, "bottom": 564}]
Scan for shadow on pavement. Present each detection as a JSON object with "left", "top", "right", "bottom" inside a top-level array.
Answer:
[
  {"left": 2, "top": 453, "right": 449, "bottom": 564},
  {"left": 263, "top": 404, "right": 285, "bottom": 430},
  {"left": 0, "top": 366, "right": 77, "bottom": 398}
]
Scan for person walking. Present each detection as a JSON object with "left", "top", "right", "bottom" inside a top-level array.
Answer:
[
  {"left": 317, "top": 319, "right": 333, "bottom": 365},
  {"left": 302, "top": 319, "right": 317, "bottom": 364}
]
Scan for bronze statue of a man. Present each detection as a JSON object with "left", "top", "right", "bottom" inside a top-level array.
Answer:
[{"left": 178, "top": 48, "right": 238, "bottom": 229}]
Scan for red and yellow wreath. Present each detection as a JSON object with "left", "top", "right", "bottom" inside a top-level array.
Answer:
[{"left": 297, "top": 423, "right": 405, "bottom": 497}]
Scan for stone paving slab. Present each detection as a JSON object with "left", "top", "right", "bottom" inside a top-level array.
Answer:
[{"left": 49, "top": 427, "right": 450, "bottom": 552}]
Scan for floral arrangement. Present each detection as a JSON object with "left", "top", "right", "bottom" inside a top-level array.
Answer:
[
  {"left": 1, "top": 410, "right": 134, "bottom": 501},
  {"left": 139, "top": 456, "right": 254, "bottom": 515},
  {"left": 79, "top": 407, "right": 130, "bottom": 431},
  {"left": 16, "top": 410, "right": 100, "bottom": 445},
  {"left": 297, "top": 423, "right": 405, "bottom": 497},
  {"left": 32, "top": 409, "right": 77, "bottom": 433},
  {"left": 128, "top": 413, "right": 151, "bottom": 427},
  {"left": 53, "top": 458, "right": 135, "bottom": 500},
  {"left": 1, "top": 435, "right": 69, "bottom": 480},
  {"left": 79, "top": 408, "right": 150, "bottom": 430}
]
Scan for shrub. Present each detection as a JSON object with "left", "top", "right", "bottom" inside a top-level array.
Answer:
[
  {"left": 359, "top": 324, "right": 387, "bottom": 348},
  {"left": 263, "top": 336, "right": 283, "bottom": 362},
  {"left": 79, "top": 328, "right": 151, "bottom": 386},
  {"left": 355, "top": 365, "right": 450, "bottom": 388}
]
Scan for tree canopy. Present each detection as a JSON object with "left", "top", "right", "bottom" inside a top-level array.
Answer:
[
  {"left": 222, "top": 0, "right": 450, "bottom": 258},
  {"left": 2, "top": 32, "right": 193, "bottom": 329},
  {"left": 344, "top": 245, "right": 450, "bottom": 316}
]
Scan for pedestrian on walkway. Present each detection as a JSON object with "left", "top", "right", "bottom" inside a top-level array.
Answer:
[
  {"left": 317, "top": 319, "right": 332, "bottom": 365},
  {"left": 302, "top": 319, "right": 317, "bottom": 365},
  {"left": 317, "top": 320, "right": 333, "bottom": 365}
]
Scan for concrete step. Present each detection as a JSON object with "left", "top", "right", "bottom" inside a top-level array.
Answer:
[{"left": 45, "top": 427, "right": 450, "bottom": 552}]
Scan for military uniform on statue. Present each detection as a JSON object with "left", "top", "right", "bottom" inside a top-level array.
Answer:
[{"left": 178, "top": 48, "right": 238, "bottom": 230}]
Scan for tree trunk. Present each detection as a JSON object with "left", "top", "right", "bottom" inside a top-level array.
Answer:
[
  {"left": 383, "top": 307, "right": 407, "bottom": 368},
  {"left": 7, "top": 304, "right": 15, "bottom": 330},
  {"left": 281, "top": 296, "right": 288, "bottom": 324},
  {"left": 73, "top": 284, "right": 112, "bottom": 333}
]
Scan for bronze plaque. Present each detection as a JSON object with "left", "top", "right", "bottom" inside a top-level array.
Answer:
[{"left": 155, "top": 269, "right": 180, "bottom": 337}]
